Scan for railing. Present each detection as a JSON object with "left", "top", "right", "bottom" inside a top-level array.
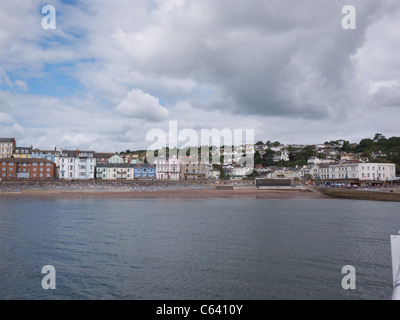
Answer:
[{"left": 391, "top": 235, "right": 400, "bottom": 300}]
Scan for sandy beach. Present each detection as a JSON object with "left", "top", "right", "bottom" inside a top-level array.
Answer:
[
  {"left": 1, "top": 180, "right": 399, "bottom": 201},
  {"left": 0, "top": 187, "right": 326, "bottom": 200}
]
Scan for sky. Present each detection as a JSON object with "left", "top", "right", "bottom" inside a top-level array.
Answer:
[{"left": 0, "top": 0, "right": 399, "bottom": 151}]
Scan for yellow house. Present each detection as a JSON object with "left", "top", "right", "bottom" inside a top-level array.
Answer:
[{"left": 13, "top": 146, "right": 33, "bottom": 159}]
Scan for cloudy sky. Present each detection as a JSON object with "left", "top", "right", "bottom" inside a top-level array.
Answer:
[{"left": 0, "top": 0, "right": 399, "bottom": 151}]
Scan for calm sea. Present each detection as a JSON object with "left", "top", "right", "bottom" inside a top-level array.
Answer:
[{"left": 0, "top": 197, "right": 398, "bottom": 300}]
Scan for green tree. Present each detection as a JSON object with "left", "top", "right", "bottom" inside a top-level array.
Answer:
[
  {"left": 373, "top": 133, "right": 385, "bottom": 142},
  {"left": 213, "top": 164, "right": 225, "bottom": 178},
  {"left": 341, "top": 141, "right": 352, "bottom": 152},
  {"left": 356, "top": 139, "right": 375, "bottom": 152}
]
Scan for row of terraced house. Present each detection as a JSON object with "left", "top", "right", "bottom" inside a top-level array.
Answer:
[{"left": 0, "top": 138, "right": 220, "bottom": 181}]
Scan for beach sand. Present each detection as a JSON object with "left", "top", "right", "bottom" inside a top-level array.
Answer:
[{"left": 0, "top": 188, "right": 327, "bottom": 200}]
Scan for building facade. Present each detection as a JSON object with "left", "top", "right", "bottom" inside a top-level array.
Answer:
[
  {"left": 95, "top": 153, "right": 116, "bottom": 164},
  {"left": 108, "top": 155, "right": 124, "bottom": 164},
  {"left": 155, "top": 155, "right": 180, "bottom": 180},
  {"left": 326, "top": 163, "right": 396, "bottom": 181},
  {"left": 180, "top": 157, "right": 206, "bottom": 180},
  {"left": 96, "top": 163, "right": 156, "bottom": 180},
  {"left": 13, "top": 146, "right": 32, "bottom": 159},
  {"left": 121, "top": 153, "right": 142, "bottom": 164},
  {"left": 0, "top": 158, "right": 56, "bottom": 180},
  {"left": 262, "top": 162, "right": 396, "bottom": 182},
  {"left": 59, "top": 150, "right": 96, "bottom": 180},
  {"left": 31, "top": 148, "right": 61, "bottom": 163},
  {"left": 0, "top": 138, "right": 16, "bottom": 159}
]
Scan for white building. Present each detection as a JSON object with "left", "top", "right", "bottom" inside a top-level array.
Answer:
[
  {"left": 108, "top": 154, "right": 124, "bottom": 164},
  {"left": 230, "top": 165, "right": 249, "bottom": 180},
  {"left": 59, "top": 150, "right": 96, "bottom": 180},
  {"left": 270, "top": 145, "right": 283, "bottom": 152},
  {"left": 307, "top": 157, "right": 335, "bottom": 165},
  {"left": 320, "top": 163, "right": 396, "bottom": 181},
  {"left": 0, "top": 138, "right": 15, "bottom": 159},
  {"left": 155, "top": 155, "right": 180, "bottom": 180},
  {"left": 273, "top": 150, "right": 289, "bottom": 162}
]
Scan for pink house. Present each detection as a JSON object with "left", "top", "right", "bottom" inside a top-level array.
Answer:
[{"left": 155, "top": 155, "right": 181, "bottom": 180}]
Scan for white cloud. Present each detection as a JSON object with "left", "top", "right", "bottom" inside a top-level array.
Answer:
[
  {"left": 0, "top": 112, "right": 13, "bottom": 123},
  {"left": 115, "top": 88, "right": 169, "bottom": 121},
  {"left": 14, "top": 80, "right": 27, "bottom": 91}
]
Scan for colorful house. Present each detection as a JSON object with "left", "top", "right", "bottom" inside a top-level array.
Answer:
[{"left": 13, "top": 146, "right": 33, "bottom": 159}]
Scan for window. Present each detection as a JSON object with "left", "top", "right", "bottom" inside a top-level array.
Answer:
[
  {"left": 33, "top": 163, "right": 37, "bottom": 166},
  {"left": 9, "top": 167, "right": 12, "bottom": 171},
  {"left": 33, "top": 173, "right": 36, "bottom": 177},
  {"left": 2, "top": 168, "right": 5, "bottom": 172},
  {"left": 46, "top": 174, "right": 50, "bottom": 178},
  {"left": 40, "top": 174, "right": 43, "bottom": 177},
  {"left": 367, "top": 173, "right": 370, "bottom": 178},
  {"left": 33, "top": 168, "right": 37, "bottom": 172},
  {"left": 40, "top": 163, "right": 44, "bottom": 166},
  {"left": 46, "top": 163, "right": 51, "bottom": 166},
  {"left": 362, "top": 173, "right": 365, "bottom": 178},
  {"left": 40, "top": 168, "right": 44, "bottom": 172}
]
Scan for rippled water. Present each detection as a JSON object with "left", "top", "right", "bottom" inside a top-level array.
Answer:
[{"left": 0, "top": 197, "right": 398, "bottom": 300}]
